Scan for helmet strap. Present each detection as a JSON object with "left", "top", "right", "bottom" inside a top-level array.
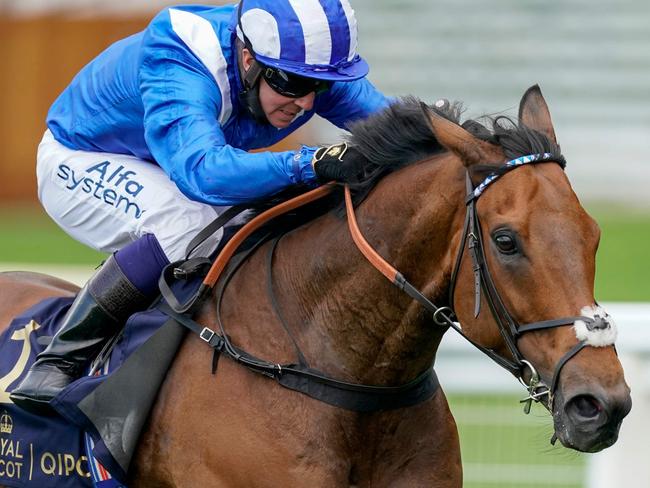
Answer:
[
  {"left": 237, "top": 58, "right": 269, "bottom": 125},
  {"left": 236, "top": 0, "right": 269, "bottom": 125}
]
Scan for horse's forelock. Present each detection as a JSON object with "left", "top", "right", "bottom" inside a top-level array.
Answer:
[{"left": 490, "top": 116, "right": 566, "bottom": 168}]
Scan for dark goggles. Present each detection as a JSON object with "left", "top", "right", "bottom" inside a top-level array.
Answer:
[{"left": 261, "top": 66, "right": 332, "bottom": 98}]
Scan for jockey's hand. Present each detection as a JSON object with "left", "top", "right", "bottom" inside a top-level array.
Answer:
[{"left": 312, "top": 142, "right": 365, "bottom": 183}]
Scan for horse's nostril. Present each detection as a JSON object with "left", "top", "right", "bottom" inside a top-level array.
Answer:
[{"left": 569, "top": 395, "right": 603, "bottom": 420}]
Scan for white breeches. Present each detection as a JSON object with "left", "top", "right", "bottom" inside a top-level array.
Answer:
[{"left": 36, "top": 130, "right": 224, "bottom": 262}]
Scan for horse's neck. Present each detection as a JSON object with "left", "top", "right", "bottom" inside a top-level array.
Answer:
[{"left": 272, "top": 155, "right": 466, "bottom": 386}]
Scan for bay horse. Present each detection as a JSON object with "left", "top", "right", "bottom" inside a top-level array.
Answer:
[{"left": 0, "top": 86, "right": 631, "bottom": 487}]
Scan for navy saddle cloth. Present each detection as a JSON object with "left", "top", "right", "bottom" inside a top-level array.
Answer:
[{"left": 0, "top": 290, "right": 190, "bottom": 488}]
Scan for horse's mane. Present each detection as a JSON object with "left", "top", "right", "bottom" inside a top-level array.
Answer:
[
  {"left": 345, "top": 95, "right": 565, "bottom": 191},
  {"left": 343, "top": 96, "right": 455, "bottom": 191},
  {"left": 246, "top": 96, "right": 565, "bottom": 227}
]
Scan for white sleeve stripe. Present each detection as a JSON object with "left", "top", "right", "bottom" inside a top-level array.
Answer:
[
  {"left": 169, "top": 8, "right": 232, "bottom": 125},
  {"left": 339, "top": 0, "right": 358, "bottom": 61},
  {"left": 288, "top": 0, "right": 332, "bottom": 65}
]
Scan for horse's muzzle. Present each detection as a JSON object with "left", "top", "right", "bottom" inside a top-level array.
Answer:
[{"left": 553, "top": 384, "right": 632, "bottom": 453}]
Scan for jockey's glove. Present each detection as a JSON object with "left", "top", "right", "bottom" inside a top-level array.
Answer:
[{"left": 311, "top": 142, "right": 365, "bottom": 183}]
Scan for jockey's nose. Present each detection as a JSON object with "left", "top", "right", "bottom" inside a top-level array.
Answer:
[{"left": 294, "top": 92, "right": 315, "bottom": 111}]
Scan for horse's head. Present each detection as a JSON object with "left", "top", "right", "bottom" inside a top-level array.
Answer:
[{"left": 427, "top": 86, "right": 631, "bottom": 453}]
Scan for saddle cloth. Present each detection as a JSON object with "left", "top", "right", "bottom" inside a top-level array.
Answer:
[{"left": 0, "top": 281, "right": 196, "bottom": 487}]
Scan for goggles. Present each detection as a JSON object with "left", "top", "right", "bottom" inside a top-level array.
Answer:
[{"left": 261, "top": 66, "right": 332, "bottom": 98}]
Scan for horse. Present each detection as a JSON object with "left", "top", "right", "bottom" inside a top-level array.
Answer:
[{"left": 0, "top": 86, "right": 631, "bottom": 487}]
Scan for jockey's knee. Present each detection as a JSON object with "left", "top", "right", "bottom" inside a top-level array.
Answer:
[{"left": 148, "top": 204, "right": 222, "bottom": 262}]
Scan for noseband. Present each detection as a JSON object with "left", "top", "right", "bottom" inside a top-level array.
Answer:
[{"left": 346, "top": 152, "right": 613, "bottom": 414}]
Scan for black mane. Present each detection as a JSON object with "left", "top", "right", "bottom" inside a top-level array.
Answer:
[
  {"left": 345, "top": 96, "right": 565, "bottom": 190},
  {"left": 343, "top": 96, "right": 454, "bottom": 191}
]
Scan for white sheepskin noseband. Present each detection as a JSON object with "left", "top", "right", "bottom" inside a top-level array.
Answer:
[{"left": 574, "top": 305, "right": 617, "bottom": 347}]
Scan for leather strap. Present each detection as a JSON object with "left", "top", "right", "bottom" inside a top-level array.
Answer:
[
  {"left": 266, "top": 235, "right": 310, "bottom": 367},
  {"left": 185, "top": 204, "right": 249, "bottom": 259},
  {"left": 344, "top": 186, "right": 398, "bottom": 283},
  {"left": 203, "top": 184, "right": 335, "bottom": 288},
  {"left": 157, "top": 301, "right": 440, "bottom": 412},
  {"left": 550, "top": 341, "right": 587, "bottom": 394},
  {"left": 158, "top": 259, "right": 212, "bottom": 314},
  {"left": 517, "top": 316, "right": 591, "bottom": 336}
]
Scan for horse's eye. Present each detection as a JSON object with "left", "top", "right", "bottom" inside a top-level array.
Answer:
[{"left": 493, "top": 231, "right": 518, "bottom": 255}]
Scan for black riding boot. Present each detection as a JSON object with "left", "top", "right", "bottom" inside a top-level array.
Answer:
[{"left": 10, "top": 255, "right": 150, "bottom": 415}]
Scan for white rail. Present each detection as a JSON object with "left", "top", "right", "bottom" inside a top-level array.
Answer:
[{"left": 0, "top": 263, "right": 94, "bottom": 286}]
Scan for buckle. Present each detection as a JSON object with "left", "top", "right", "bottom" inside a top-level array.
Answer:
[
  {"left": 433, "top": 306, "right": 454, "bottom": 326},
  {"left": 173, "top": 267, "right": 190, "bottom": 279},
  {"left": 200, "top": 327, "right": 215, "bottom": 343},
  {"left": 518, "top": 360, "right": 551, "bottom": 414}
]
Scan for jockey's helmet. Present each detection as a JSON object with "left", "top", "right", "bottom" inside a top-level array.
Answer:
[{"left": 236, "top": 0, "right": 368, "bottom": 123}]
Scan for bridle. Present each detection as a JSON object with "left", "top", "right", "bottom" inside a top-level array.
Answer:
[{"left": 346, "top": 151, "right": 613, "bottom": 414}]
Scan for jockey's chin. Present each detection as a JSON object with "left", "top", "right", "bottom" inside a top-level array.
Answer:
[
  {"left": 258, "top": 78, "right": 314, "bottom": 129},
  {"left": 267, "top": 110, "right": 301, "bottom": 128}
]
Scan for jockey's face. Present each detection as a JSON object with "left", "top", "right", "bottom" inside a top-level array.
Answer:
[
  {"left": 241, "top": 48, "right": 315, "bottom": 128},
  {"left": 258, "top": 78, "right": 315, "bottom": 128}
]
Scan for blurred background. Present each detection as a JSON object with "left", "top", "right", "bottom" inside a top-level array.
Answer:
[{"left": 0, "top": 0, "right": 648, "bottom": 487}]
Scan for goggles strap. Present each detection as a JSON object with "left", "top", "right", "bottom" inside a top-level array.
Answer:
[
  {"left": 237, "top": 57, "right": 268, "bottom": 125},
  {"left": 243, "top": 58, "right": 263, "bottom": 90}
]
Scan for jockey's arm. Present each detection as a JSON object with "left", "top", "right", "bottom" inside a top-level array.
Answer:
[{"left": 140, "top": 50, "right": 317, "bottom": 206}]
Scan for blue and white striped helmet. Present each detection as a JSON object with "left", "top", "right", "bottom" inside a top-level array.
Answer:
[{"left": 236, "top": 0, "right": 369, "bottom": 81}]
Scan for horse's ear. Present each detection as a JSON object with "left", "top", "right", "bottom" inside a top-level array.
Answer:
[
  {"left": 518, "top": 85, "right": 557, "bottom": 144},
  {"left": 422, "top": 103, "right": 503, "bottom": 168}
]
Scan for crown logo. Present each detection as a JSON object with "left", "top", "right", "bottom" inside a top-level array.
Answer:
[
  {"left": 0, "top": 411, "right": 13, "bottom": 435},
  {"left": 326, "top": 145, "right": 342, "bottom": 157}
]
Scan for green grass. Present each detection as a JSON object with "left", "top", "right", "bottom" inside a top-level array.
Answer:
[
  {"left": 448, "top": 394, "right": 586, "bottom": 488},
  {"left": 1, "top": 203, "right": 648, "bottom": 301},
  {"left": 588, "top": 204, "right": 650, "bottom": 301},
  {"left": 0, "top": 205, "right": 105, "bottom": 264}
]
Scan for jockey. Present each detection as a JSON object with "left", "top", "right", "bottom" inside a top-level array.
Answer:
[{"left": 11, "top": 0, "right": 389, "bottom": 414}]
